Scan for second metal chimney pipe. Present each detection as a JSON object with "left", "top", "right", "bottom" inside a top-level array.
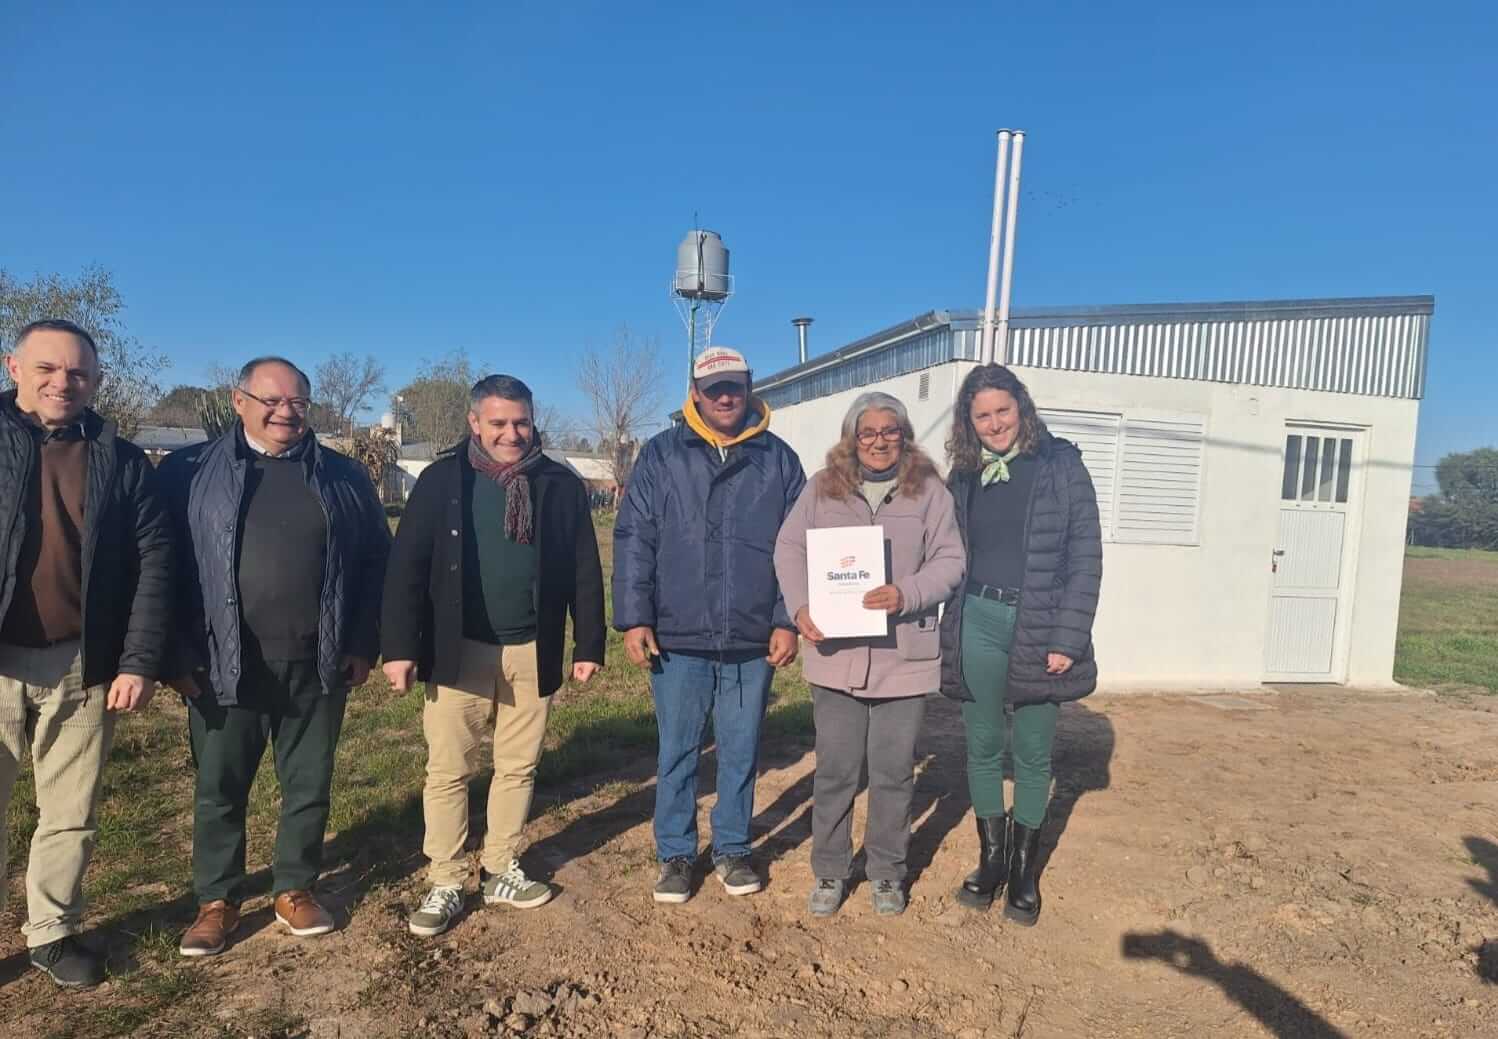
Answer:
[
  {"left": 793, "top": 316, "right": 813, "bottom": 364},
  {"left": 994, "top": 130, "right": 1025, "bottom": 366}
]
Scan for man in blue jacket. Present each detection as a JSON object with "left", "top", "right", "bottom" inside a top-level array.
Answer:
[
  {"left": 613, "top": 346, "right": 805, "bottom": 904},
  {"left": 158, "top": 357, "right": 390, "bottom": 958}
]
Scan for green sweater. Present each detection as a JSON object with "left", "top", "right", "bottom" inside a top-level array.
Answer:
[{"left": 462, "top": 477, "right": 539, "bottom": 645}]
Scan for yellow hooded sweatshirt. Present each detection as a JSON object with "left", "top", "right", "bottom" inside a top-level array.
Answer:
[{"left": 682, "top": 394, "right": 773, "bottom": 461}]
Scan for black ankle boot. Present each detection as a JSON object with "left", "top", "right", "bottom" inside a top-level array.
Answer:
[
  {"left": 1003, "top": 819, "right": 1043, "bottom": 926},
  {"left": 956, "top": 813, "right": 1009, "bottom": 910}
]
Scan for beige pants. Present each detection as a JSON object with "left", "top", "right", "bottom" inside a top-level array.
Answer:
[
  {"left": 0, "top": 642, "right": 116, "bottom": 947},
  {"left": 422, "top": 639, "right": 551, "bottom": 887}
]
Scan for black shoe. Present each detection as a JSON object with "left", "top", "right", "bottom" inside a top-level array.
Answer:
[
  {"left": 956, "top": 813, "right": 1009, "bottom": 910},
  {"left": 1004, "top": 819, "right": 1043, "bottom": 926},
  {"left": 29, "top": 935, "right": 106, "bottom": 988},
  {"left": 713, "top": 854, "right": 763, "bottom": 896},
  {"left": 653, "top": 857, "right": 694, "bottom": 904}
]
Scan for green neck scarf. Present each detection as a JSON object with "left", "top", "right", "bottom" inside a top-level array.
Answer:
[{"left": 980, "top": 445, "right": 1023, "bottom": 487}]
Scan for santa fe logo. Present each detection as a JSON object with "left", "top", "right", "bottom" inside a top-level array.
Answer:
[{"left": 827, "top": 555, "right": 871, "bottom": 582}]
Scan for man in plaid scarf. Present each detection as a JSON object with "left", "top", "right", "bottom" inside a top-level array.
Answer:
[{"left": 382, "top": 374, "right": 605, "bottom": 937}]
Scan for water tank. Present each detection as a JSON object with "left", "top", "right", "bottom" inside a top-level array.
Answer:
[{"left": 674, "top": 230, "right": 731, "bottom": 300}]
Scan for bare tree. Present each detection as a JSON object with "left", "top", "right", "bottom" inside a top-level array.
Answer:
[
  {"left": 533, "top": 402, "right": 584, "bottom": 447},
  {"left": 578, "top": 327, "right": 666, "bottom": 490},
  {"left": 0, "top": 266, "right": 169, "bottom": 438},
  {"left": 395, "top": 349, "right": 484, "bottom": 450},
  {"left": 315, "top": 352, "right": 386, "bottom": 435}
]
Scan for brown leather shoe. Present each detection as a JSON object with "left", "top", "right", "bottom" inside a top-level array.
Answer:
[
  {"left": 179, "top": 900, "right": 239, "bottom": 957},
  {"left": 274, "top": 890, "right": 335, "bottom": 937}
]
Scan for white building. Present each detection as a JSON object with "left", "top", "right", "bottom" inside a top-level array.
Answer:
[{"left": 755, "top": 295, "right": 1434, "bottom": 690}]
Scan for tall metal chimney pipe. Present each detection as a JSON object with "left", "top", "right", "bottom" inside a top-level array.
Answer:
[
  {"left": 980, "top": 130, "right": 1012, "bottom": 365},
  {"left": 793, "top": 316, "right": 813, "bottom": 364}
]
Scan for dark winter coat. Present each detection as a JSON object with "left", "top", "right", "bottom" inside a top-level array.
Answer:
[
  {"left": 157, "top": 425, "right": 390, "bottom": 705},
  {"left": 0, "top": 391, "right": 173, "bottom": 684},
  {"left": 939, "top": 431, "right": 1103, "bottom": 705},
  {"left": 612, "top": 420, "right": 806, "bottom": 654},
  {"left": 381, "top": 446, "right": 605, "bottom": 697}
]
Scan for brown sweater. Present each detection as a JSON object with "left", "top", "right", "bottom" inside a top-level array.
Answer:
[{"left": 0, "top": 429, "right": 89, "bottom": 647}]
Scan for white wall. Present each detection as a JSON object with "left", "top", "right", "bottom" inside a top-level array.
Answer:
[{"left": 768, "top": 362, "right": 1419, "bottom": 690}]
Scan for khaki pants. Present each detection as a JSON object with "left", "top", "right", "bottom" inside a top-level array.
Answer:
[
  {"left": 422, "top": 639, "right": 550, "bottom": 887},
  {"left": 0, "top": 642, "right": 116, "bottom": 947}
]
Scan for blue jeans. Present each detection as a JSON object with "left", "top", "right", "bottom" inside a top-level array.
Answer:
[{"left": 651, "top": 650, "right": 772, "bottom": 862}]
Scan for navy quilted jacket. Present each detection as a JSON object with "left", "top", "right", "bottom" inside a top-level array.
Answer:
[
  {"left": 612, "top": 420, "right": 805, "bottom": 654},
  {"left": 939, "top": 430, "right": 1103, "bottom": 705},
  {"left": 157, "top": 426, "right": 390, "bottom": 704}
]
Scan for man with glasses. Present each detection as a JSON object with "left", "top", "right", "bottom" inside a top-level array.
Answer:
[
  {"left": 613, "top": 346, "right": 805, "bottom": 904},
  {"left": 158, "top": 357, "right": 390, "bottom": 957}
]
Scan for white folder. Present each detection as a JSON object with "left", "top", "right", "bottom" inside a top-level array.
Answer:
[{"left": 805, "top": 525, "right": 888, "bottom": 638}]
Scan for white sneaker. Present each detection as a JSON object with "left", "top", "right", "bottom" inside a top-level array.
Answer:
[
  {"left": 482, "top": 860, "right": 555, "bottom": 909},
  {"left": 408, "top": 885, "right": 464, "bottom": 937}
]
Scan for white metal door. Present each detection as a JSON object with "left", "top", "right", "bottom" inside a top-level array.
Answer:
[{"left": 1264, "top": 427, "right": 1363, "bottom": 681}]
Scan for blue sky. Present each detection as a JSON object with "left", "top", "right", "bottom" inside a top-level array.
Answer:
[{"left": 2, "top": 2, "right": 1493, "bottom": 491}]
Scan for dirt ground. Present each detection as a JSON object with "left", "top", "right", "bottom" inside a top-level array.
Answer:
[{"left": 4, "top": 688, "right": 1498, "bottom": 1039}]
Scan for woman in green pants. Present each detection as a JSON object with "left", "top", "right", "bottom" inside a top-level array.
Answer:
[{"left": 938, "top": 364, "right": 1102, "bottom": 924}]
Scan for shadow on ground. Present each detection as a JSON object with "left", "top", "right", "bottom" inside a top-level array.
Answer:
[
  {"left": 1467, "top": 836, "right": 1498, "bottom": 983},
  {"left": 1123, "top": 929, "right": 1349, "bottom": 1038}
]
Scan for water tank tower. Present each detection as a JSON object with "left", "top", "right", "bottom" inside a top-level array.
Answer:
[{"left": 671, "top": 228, "right": 734, "bottom": 376}]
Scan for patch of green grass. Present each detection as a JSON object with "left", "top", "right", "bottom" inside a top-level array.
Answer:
[
  {"left": 1396, "top": 546, "right": 1498, "bottom": 693},
  {"left": 1404, "top": 545, "right": 1498, "bottom": 562}
]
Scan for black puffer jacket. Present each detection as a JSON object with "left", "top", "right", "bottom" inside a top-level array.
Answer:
[
  {"left": 939, "top": 431, "right": 1103, "bottom": 705},
  {"left": 157, "top": 425, "right": 390, "bottom": 705},
  {"left": 0, "top": 391, "right": 173, "bottom": 684}
]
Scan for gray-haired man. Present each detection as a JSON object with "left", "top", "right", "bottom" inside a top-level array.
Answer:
[{"left": 1, "top": 319, "right": 172, "bottom": 987}]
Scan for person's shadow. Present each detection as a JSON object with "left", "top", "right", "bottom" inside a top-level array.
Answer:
[
  {"left": 1039, "top": 700, "right": 1114, "bottom": 873},
  {"left": 1123, "top": 929, "right": 1348, "bottom": 1038},
  {"left": 1465, "top": 836, "right": 1498, "bottom": 983}
]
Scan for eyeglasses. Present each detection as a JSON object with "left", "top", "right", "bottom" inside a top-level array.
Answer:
[
  {"left": 855, "top": 428, "right": 904, "bottom": 445},
  {"left": 238, "top": 389, "right": 312, "bottom": 413}
]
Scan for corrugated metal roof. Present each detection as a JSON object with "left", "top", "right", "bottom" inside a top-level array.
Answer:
[{"left": 756, "top": 295, "right": 1434, "bottom": 409}]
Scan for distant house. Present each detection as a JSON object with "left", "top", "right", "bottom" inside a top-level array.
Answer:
[{"left": 132, "top": 425, "right": 208, "bottom": 462}]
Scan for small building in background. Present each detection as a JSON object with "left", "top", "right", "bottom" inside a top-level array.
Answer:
[
  {"left": 756, "top": 295, "right": 1433, "bottom": 690},
  {"left": 132, "top": 425, "right": 209, "bottom": 462}
]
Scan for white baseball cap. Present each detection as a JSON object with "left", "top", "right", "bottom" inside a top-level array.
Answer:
[{"left": 692, "top": 346, "right": 750, "bottom": 384}]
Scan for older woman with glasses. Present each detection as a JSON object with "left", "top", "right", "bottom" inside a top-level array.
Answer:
[
  {"left": 939, "top": 364, "right": 1102, "bottom": 926},
  {"left": 774, "top": 392, "right": 965, "bottom": 917}
]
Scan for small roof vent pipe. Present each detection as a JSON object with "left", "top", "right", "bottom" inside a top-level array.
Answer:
[{"left": 792, "top": 317, "right": 813, "bottom": 364}]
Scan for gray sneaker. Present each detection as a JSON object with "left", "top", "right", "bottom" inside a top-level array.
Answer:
[
  {"left": 481, "top": 860, "right": 555, "bottom": 909},
  {"left": 808, "top": 877, "right": 846, "bottom": 917},
  {"left": 871, "top": 879, "right": 907, "bottom": 916},
  {"left": 714, "top": 855, "right": 763, "bottom": 896},
  {"left": 408, "top": 885, "right": 464, "bottom": 937},
  {"left": 654, "top": 857, "right": 693, "bottom": 904}
]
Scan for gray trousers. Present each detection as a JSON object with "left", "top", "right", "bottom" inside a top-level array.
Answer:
[{"left": 810, "top": 685, "right": 927, "bottom": 883}]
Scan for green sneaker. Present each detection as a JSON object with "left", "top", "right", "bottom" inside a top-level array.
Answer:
[
  {"left": 408, "top": 885, "right": 464, "bottom": 937},
  {"left": 481, "top": 860, "right": 555, "bottom": 909}
]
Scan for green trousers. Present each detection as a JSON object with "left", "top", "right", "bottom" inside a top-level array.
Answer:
[
  {"left": 187, "top": 657, "right": 346, "bottom": 904},
  {"left": 959, "top": 594, "right": 1058, "bottom": 828}
]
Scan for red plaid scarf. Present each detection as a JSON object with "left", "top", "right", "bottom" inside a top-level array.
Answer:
[{"left": 466, "top": 432, "right": 544, "bottom": 544}]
